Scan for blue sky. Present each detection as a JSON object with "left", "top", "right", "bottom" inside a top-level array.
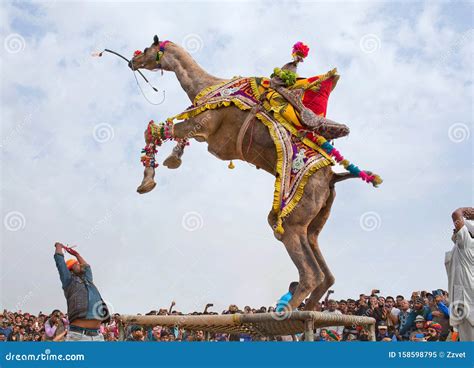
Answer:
[{"left": 1, "top": 0, "right": 472, "bottom": 314}]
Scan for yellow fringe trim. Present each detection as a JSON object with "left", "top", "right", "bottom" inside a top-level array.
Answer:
[
  {"left": 271, "top": 111, "right": 334, "bottom": 163},
  {"left": 254, "top": 112, "right": 286, "bottom": 213},
  {"left": 275, "top": 220, "right": 285, "bottom": 234},
  {"left": 193, "top": 77, "right": 240, "bottom": 105},
  {"left": 255, "top": 111, "right": 332, "bottom": 234},
  {"left": 171, "top": 99, "right": 252, "bottom": 122},
  {"left": 249, "top": 78, "right": 267, "bottom": 100},
  {"left": 280, "top": 158, "right": 331, "bottom": 220}
]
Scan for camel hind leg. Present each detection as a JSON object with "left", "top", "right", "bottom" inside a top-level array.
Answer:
[
  {"left": 269, "top": 168, "right": 333, "bottom": 310},
  {"left": 277, "top": 223, "right": 325, "bottom": 310},
  {"left": 304, "top": 187, "right": 337, "bottom": 310}
]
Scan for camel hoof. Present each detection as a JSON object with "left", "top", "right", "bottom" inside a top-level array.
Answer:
[
  {"left": 163, "top": 155, "right": 182, "bottom": 169},
  {"left": 136, "top": 180, "right": 156, "bottom": 194}
]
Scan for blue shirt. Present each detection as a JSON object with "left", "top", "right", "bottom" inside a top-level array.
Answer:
[
  {"left": 437, "top": 301, "right": 450, "bottom": 318},
  {"left": 276, "top": 291, "right": 293, "bottom": 312},
  {"left": 0, "top": 327, "right": 12, "bottom": 339},
  {"left": 399, "top": 306, "right": 433, "bottom": 335},
  {"left": 54, "top": 253, "right": 104, "bottom": 320}
]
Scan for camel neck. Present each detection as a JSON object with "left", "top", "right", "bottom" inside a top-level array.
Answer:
[{"left": 164, "top": 44, "right": 223, "bottom": 102}]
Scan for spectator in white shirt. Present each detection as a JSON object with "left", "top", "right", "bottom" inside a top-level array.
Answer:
[
  {"left": 317, "top": 299, "right": 343, "bottom": 337},
  {"left": 446, "top": 207, "right": 474, "bottom": 341},
  {"left": 385, "top": 296, "right": 400, "bottom": 329}
]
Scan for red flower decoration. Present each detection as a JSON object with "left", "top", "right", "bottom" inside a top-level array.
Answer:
[
  {"left": 292, "top": 42, "right": 310, "bottom": 59},
  {"left": 134, "top": 50, "right": 142, "bottom": 57}
]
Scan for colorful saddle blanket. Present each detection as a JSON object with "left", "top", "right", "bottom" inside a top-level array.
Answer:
[{"left": 172, "top": 76, "right": 335, "bottom": 233}]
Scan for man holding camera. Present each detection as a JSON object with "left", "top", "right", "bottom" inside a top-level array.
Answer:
[{"left": 54, "top": 242, "right": 110, "bottom": 341}]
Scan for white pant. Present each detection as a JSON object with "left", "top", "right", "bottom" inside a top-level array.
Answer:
[
  {"left": 456, "top": 321, "right": 474, "bottom": 342},
  {"left": 65, "top": 330, "right": 104, "bottom": 342}
]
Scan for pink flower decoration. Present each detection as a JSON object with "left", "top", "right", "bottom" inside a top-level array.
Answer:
[{"left": 292, "top": 42, "right": 310, "bottom": 58}]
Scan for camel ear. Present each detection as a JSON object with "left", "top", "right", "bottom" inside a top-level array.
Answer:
[{"left": 153, "top": 35, "right": 159, "bottom": 45}]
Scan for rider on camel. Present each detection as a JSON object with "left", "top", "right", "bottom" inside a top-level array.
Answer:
[{"left": 269, "top": 42, "right": 350, "bottom": 141}]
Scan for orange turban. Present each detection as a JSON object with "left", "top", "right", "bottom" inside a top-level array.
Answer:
[{"left": 66, "top": 259, "right": 78, "bottom": 270}]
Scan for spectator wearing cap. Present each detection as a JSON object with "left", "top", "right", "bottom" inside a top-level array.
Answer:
[
  {"left": 376, "top": 322, "right": 397, "bottom": 341},
  {"left": 409, "top": 315, "right": 427, "bottom": 341},
  {"left": 399, "top": 297, "right": 432, "bottom": 336},
  {"left": 54, "top": 242, "right": 109, "bottom": 341},
  {"left": 425, "top": 321, "right": 442, "bottom": 341},
  {"left": 446, "top": 207, "right": 474, "bottom": 341}
]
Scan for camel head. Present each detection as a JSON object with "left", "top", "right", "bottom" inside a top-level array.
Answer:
[{"left": 129, "top": 35, "right": 172, "bottom": 71}]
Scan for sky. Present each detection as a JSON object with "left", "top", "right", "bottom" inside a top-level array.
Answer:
[{"left": 0, "top": 0, "right": 472, "bottom": 315}]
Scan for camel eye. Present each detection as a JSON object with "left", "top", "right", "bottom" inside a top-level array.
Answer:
[{"left": 144, "top": 47, "right": 148, "bottom": 53}]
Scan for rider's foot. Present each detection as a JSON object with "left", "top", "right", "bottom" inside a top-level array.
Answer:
[{"left": 137, "top": 167, "right": 156, "bottom": 194}]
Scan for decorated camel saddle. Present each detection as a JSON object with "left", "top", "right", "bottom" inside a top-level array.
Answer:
[
  {"left": 138, "top": 42, "right": 382, "bottom": 232},
  {"left": 176, "top": 42, "right": 349, "bottom": 142}
]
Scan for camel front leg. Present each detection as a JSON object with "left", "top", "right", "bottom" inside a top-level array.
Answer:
[
  {"left": 136, "top": 114, "right": 212, "bottom": 193},
  {"left": 163, "top": 140, "right": 186, "bottom": 169},
  {"left": 163, "top": 112, "right": 214, "bottom": 169}
]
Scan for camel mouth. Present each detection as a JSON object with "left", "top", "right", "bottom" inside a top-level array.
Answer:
[{"left": 128, "top": 60, "right": 138, "bottom": 70}]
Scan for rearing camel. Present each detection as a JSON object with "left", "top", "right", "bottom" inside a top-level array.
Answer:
[{"left": 129, "top": 36, "right": 365, "bottom": 311}]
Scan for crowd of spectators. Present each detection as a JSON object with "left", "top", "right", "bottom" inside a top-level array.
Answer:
[
  {"left": 0, "top": 288, "right": 459, "bottom": 342},
  {"left": 310, "top": 288, "right": 452, "bottom": 342}
]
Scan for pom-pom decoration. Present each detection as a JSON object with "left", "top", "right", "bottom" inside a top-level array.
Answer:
[
  {"left": 314, "top": 134, "right": 383, "bottom": 187},
  {"left": 133, "top": 50, "right": 143, "bottom": 57},
  {"left": 292, "top": 42, "right": 310, "bottom": 61}
]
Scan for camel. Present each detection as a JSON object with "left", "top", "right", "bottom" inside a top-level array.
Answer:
[{"left": 129, "top": 36, "right": 368, "bottom": 311}]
